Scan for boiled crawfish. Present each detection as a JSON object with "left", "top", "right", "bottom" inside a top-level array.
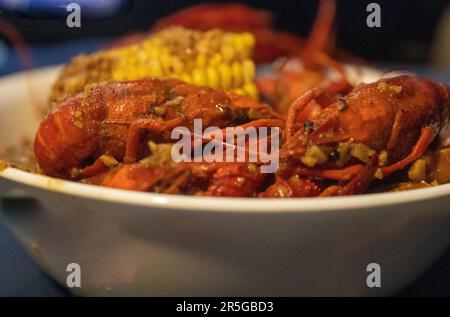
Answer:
[
  {"left": 82, "top": 161, "right": 266, "bottom": 197},
  {"left": 34, "top": 78, "right": 281, "bottom": 179},
  {"left": 262, "top": 75, "right": 450, "bottom": 197},
  {"left": 257, "top": 0, "right": 354, "bottom": 114}
]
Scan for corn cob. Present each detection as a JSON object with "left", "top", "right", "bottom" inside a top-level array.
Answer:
[{"left": 50, "top": 27, "right": 258, "bottom": 104}]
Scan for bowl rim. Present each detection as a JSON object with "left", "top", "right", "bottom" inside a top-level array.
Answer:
[{"left": 1, "top": 167, "right": 450, "bottom": 213}]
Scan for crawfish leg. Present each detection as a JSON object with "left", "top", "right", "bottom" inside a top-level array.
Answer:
[
  {"left": 294, "top": 164, "right": 366, "bottom": 181},
  {"left": 163, "top": 170, "right": 191, "bottom": 194},
  {"left": 320, "top": 155, "right": 378, "bottom": 196},
  {"left": 78, "top": 157, "right": 108, "bottom": 178},
  {"left": 381, "top": 127, "right": 434, "bottom": 177},
  {"left": 100, "top": 164, "right": 166, "bottom": 192}
]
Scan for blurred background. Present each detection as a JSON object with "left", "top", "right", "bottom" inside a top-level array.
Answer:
[{"left": 0, "top": 0, "right": 449, "bottom": 76}]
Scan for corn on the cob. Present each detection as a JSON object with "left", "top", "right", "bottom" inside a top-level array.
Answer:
[{"left": 50, "top": 27, "right": 258, "bottom": 104}]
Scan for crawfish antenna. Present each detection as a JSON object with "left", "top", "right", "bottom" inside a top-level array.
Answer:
[{"left": 305, "top": 0, "right": 337, "bottom": 54}]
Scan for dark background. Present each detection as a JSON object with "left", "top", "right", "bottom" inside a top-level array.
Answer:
[{"left": 0, "top": 0, "right": 449, "bottom": 66}]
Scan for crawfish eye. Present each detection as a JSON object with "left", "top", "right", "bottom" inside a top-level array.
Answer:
[
  {"left": 247, "top": 108, "right": 262, "bottom": 120},
  {"left": 328, "top": 148, "right": 340, "bottom": 162},
  {"left": 231, "top": 109, "right": 248, "bottom": 124},
  {"left": 303, "top": 120, "right": 315, "bottom": 132}
]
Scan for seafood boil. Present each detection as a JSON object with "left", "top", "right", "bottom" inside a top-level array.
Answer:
[{"left": 2, "top": 1, "right": 450, "bottom": 198}]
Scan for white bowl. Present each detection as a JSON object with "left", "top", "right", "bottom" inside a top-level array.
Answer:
[{"left": 1, "top": 66, "right": 450, "bottom": 296}]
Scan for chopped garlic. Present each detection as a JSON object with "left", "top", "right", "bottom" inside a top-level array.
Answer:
[
  {"left": 141, "top": 142, "right": 174, "bottom": 166},
  {"left": 99, "top": 155, "right": 119, "bottom": 168},
  {"left": 350, "top": 143, "right": 375, "bottom": 163},
  {"left": 377, "top": 81, "right": 402, "bottom": 94},
  {"left": 375, "top": 168, "right": 384, "bottom": 180},
  {"left": 301, "top": 145, "right": 328, "bottom": 167},
  {"left": 408, "top": 159, "right": 427, "bottom": 182},
  {"left": 378, "top": 151, "right": 389, "bottom": 167},
  {"left": 70, "top": 167, "right": 81, "bottom": 178}
]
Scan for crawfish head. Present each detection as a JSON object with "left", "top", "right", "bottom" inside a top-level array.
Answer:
[
  {"left": 283, "top": 75, "right": 450, "bottom": 168},
  {"left": 277, "top": 75, "right": 450, "bottom": 196}
]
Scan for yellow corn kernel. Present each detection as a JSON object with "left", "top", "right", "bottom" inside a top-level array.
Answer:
[
  {"left": 233, "top": 88, "right": 245, "bottom": 96},
  {"left": 242, "top": 32, "right": 255, "bottom": 48},
  {"left": 231, "top": 62, "right": 243, "bottom": 87},
  {"left": 181, "top": 72, "right": 192, "bottom": 83},
  {"left": 206, "top": 67, "right": 219, "bottom": 88},
  {"left": 209, "top": 53, "right": 223, "bottom": 67},
  {"left": 160, "top": 53, "right": 172, "bottom": 74},
  {"left": 123, "top": 69, "right": 134, "bottom": 80},
  {"left": 149, "top": 37, "right": 161, "bottom": 48},
  {"left": 222, "top": 33, "right": 234, "bottom": 46},
  {"left": 242, "top": 59, "right": 255, "bottom": 83},
  {"left": 232, "top": 34, "right": 247, "bottom": 54},
  {"left": 136, "top": 68, "right": 145, "bottom": 79},
  {"left": 171, "top": 56, "right": 184, "bottom": 74},
  {"left": 112, "top": 70, "right": 123, "bottom": 80},
  {"left": 243, "top": 82, "right": 258, "bottom": 99},
  {"left": 196, "top": 53, "right": 207, "bottom": 68},
  {"left": 218, "top": 63, "right": 231, "bottom": 89},
  {"left": 148, "top": 60, "right": 163, "bottom": 77},
  {"left": 221, "top": 45, "right": 235, "bottom": 62},
  {"left": 147, "top": 46, "right": 160, "bottom": 60},
  {"left": 192, "top": 68, "right": 207, "bottom": 86},
  {"left": 138, "top": 50, "right": 150, "bottom": 62}
]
